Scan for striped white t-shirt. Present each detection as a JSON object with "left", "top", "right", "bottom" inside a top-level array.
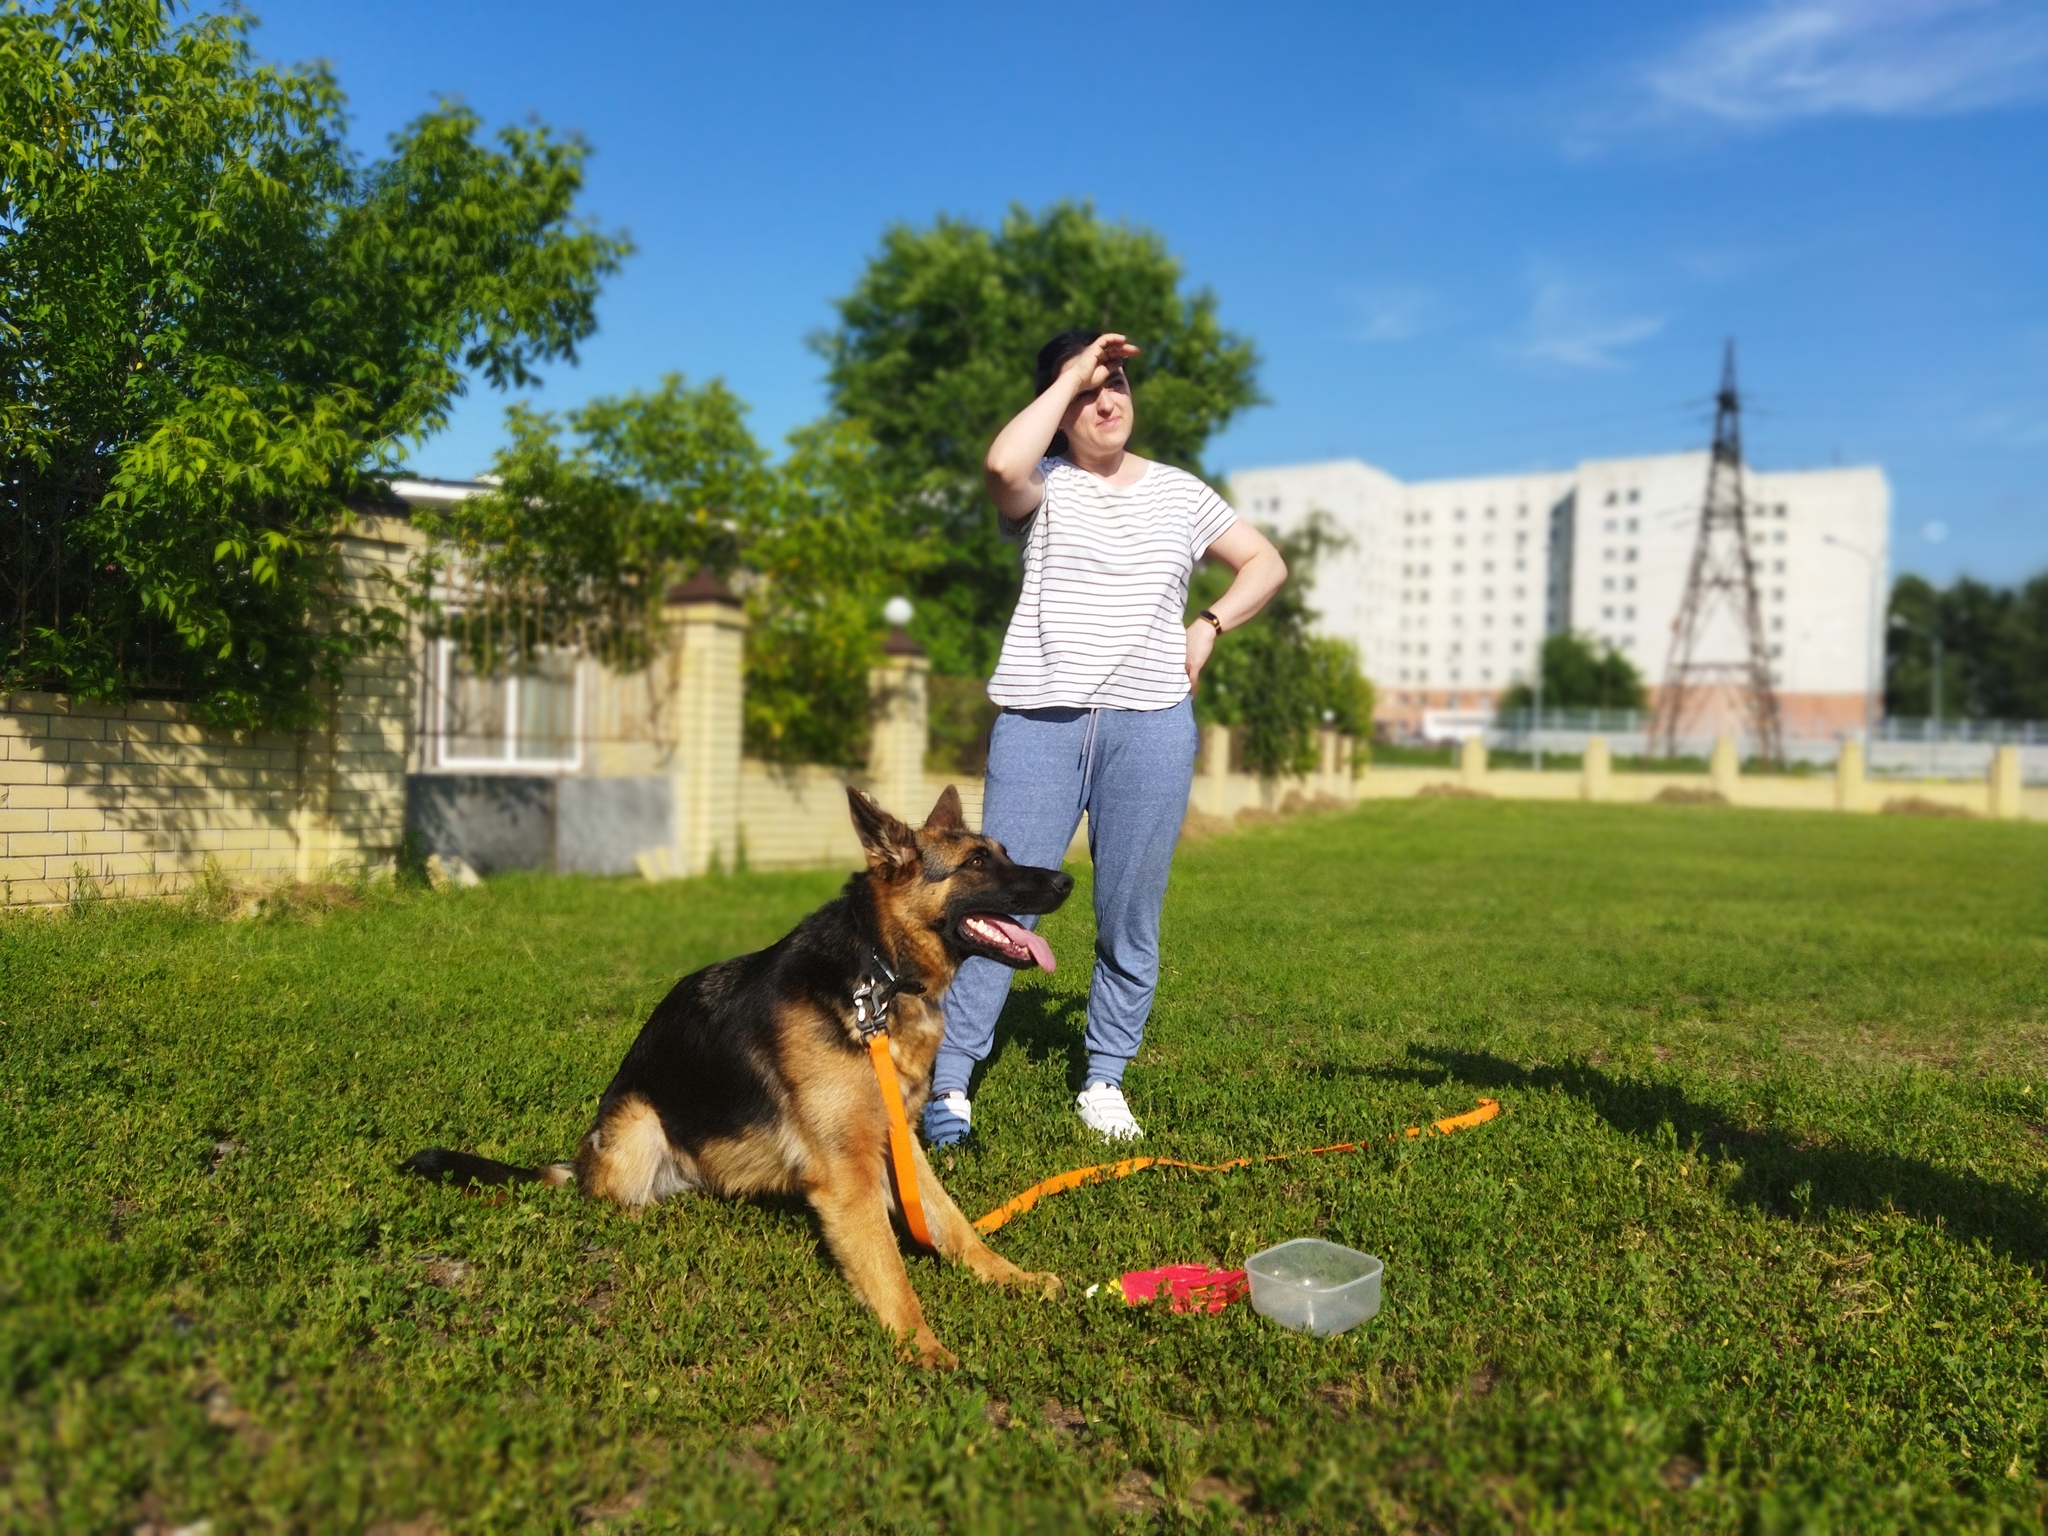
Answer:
[{"left": 987, "top": 457, "right": 1240, "bottom": 711}]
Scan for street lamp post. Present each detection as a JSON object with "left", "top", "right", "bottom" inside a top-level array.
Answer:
[{"left": 1822, "top": 533, "right": 1883, "bottom": 746}]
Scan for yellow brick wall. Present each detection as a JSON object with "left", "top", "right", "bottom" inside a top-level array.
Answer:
[{"left": 1, "top": 516, "right": 423, "bottom": 906}]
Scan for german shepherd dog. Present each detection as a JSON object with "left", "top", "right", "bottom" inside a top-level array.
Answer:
[{"left": 404, "top": 786, "right": 1073, "bottom": 1368}]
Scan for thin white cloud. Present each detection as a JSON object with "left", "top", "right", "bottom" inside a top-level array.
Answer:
[
  {"left": 1971, "top": 401, "right": 2048, "bottom": 446},
  {"left": 1512, "top": 273, "right": 1667, "bottom": 371},
  {"left": 1645, "top": 0, "right": 2048, "bottom": 124},
  {"left": 1343, "top": 283, "right": 1439, "bottom": 343}
]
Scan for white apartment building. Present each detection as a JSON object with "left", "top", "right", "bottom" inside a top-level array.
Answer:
[{"left": 1227, "top": 452, "right": 1890, "bottom": 741}]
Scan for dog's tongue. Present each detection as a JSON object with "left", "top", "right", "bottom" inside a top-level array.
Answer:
[{"left": 989, "top": 916, "right": 1056, "bottom": 972}]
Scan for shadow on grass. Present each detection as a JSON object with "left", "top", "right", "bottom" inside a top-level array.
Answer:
[
  {"left": 979, "top": 984, "right": 1091, "bottom": 1095},
  {"left": 1381, "top": 1046, "right": 2048, "bottom": 1270}
]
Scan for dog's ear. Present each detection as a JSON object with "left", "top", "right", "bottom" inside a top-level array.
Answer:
[
  {"left": 846, "top": 787, "right": 918, "bottom": 875},
  {"left": 923, "top": 784, "right": 965, "bottom": 835}
]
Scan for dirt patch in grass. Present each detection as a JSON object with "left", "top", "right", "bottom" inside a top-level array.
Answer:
[
  {"left": 1110, "top": 1468, "right": 1161, "bottom": 1515},
  {"left": 1654, "top": 786, "right": 1727, "bottom": 806},
  {"left": 1881, "top": 795, "right": 1975, "bottom": 818}
]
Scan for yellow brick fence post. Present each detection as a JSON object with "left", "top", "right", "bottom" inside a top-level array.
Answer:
[
  {"left": 1835, "top": 739, "right": 1867, "bottom": 813},
  {"left": 1193, "top": 724, "right": 1232, "bottom": 817},
  {"left": 1581, "top": 736, "right": 1611, "bottom": 801},
  {"left": 667, "top": 574, "right": 746, "bottom": 875},
  {"left": 1459, "top": 735, "right": 1488, "bottom": 791},
  {"left": 1988, "top": 745, "right": 2022, "bottom": 820},
  {"left": 1710, "top": 735, "right": 1740, "bottom": 799},
  {"left": 867, "top": 628, "right": 931, "bottom": 821}
]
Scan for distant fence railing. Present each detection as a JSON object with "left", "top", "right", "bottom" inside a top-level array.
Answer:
[
  {"left": 1490, "top": 707, "right": 1653, "bottom": 735},
  {"left": 1488, "top": 708, "right": 2048, "bottom": 747},
  {"left": 1869, "top": 717, "right": 2048, "bottom": 746}
]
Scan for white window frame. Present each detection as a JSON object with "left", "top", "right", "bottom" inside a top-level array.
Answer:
[{"left": 430, "top": 637, "right": 584, "bottom": 772}]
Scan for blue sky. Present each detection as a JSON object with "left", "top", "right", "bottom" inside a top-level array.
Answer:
[{"left": 249, "top": 0, "right": 2047, "bottom": 583}]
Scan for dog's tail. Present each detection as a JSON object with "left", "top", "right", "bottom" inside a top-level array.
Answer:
[{"left": 402, "top": 1148, "right": 575, "bottom": 1188}]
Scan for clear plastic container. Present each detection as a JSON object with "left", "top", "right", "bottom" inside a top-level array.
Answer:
[{"left": 1245, "top": 1239, "right": 1383, "bottom": 1336}]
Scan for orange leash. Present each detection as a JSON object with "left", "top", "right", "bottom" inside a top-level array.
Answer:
[
  {"left": 868, "top": 1032, "right": 935, "bottom": 1249},
  {"left": 972, "top": 1097, "right": 1500, "bottom": 1236}
]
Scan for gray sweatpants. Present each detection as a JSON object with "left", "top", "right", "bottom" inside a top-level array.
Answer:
[{"left": 932, "top": 698, "right": 1199, "bottom": 1096}]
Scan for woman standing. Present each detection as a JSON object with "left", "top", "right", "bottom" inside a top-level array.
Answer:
[{"left": 923, "top": 330, "right": 1287, "bottom": 1147}]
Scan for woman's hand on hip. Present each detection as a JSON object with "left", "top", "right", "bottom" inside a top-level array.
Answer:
[{"left": 1184, "top": 620, "right": 1217, "bottom": 687}]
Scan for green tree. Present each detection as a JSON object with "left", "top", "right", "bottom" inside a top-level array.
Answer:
[
  {"left": 742, "top": 419, "right": 933, "bottom": 766},
  {"left": 420, "top": 381, "right": 924, "bottom": 769},
  {"left": 1, "top": 0, "right": 626, "bottom": 728},
  {"left": 1497, "top": 632, "right": 1646, "bottom": 712},
  {"left": 816, "top": 201, "right": 1262, "bottom": 676},
  {"left": 1189, "top": 515, "right": 1373, "bottom": 777},
  {"left": 411, "top": 376, "right": 769, "bottom": 673},
  {"left": 1886, "top": 572, "right": 2048, "bottom": 720}
]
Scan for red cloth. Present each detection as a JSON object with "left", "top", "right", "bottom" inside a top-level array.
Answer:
[{"left": 1120, "top": 1264, "right": 1249, "bottom": 1314}]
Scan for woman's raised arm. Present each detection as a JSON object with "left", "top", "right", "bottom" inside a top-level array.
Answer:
[{"left": 983, "top": 334, "right": 1140, "bottom": 520}]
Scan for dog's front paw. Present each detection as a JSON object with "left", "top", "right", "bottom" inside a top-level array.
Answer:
[
  {"left": 1020, "top": 1269, "right": 1063, "bottom": 1300},
  {"left": 907, "top": 1329, "right": 959, "bottom": 1372}
]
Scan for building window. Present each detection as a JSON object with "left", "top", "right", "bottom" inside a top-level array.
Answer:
[
  {"left": 434, "top": 641, "right": 580, "bottom": 769},
  {"left": 1604, "top": 491, "right": 1617, "bottom": 506},
  {"left": 1625, "top": 547, "right": 1637, "bottom": 562},
  {"left": 1626, "top": 489, "right": 1640, "bottom": 503},
  {"left": 1770, "top": 644, "right": 1783, "bottom": 658}
]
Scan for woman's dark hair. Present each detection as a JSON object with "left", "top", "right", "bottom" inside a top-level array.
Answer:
[{"left": 1035, "top": 328, "right": 1107, "bottom": 458}]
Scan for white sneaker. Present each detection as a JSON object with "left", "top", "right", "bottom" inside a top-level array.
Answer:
[
  {"left": 923, "top": 1091, "right": 973, "bottom": 1148},
  {"left": 1076, "top": 1081, "right": 1144, "bottom": 1142}
]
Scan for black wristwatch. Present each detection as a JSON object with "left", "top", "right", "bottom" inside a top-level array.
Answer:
[{"left": 1197, "top": 609, "right": 1223, "bottom": 635}]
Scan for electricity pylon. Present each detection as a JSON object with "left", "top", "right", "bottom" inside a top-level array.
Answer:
[{"left": 1651, "top": 341, "right": 1783, "bottom": 763}]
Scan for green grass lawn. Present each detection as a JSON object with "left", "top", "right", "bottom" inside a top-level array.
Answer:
[{"left": 6, "top": 801, "right": 2048, "bottom": 1533}]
